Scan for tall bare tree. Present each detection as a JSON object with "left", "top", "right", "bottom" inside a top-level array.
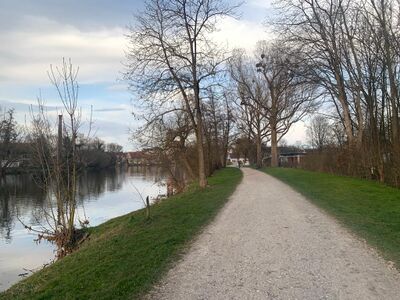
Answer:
[
  {"left": 275, "top": 0, "right": 358, "bottom": 144},
  {"left": 256, "top": 42, "right": 318, "bottom": 166},
  {"left": 230, "top": 50, "right": 270, "bottom": 168},
  {"left": 125, "top": 0, "right": 238, "bottom": 187}
]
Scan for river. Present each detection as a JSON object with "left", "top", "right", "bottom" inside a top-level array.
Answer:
[{"left": 0, "top": 166, "right": 166, "bottom": 291}]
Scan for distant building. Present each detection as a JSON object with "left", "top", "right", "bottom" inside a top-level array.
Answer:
[
  {"left": 125, "top": 151, "right": 146, "bottom": 166},
  {"left": 279, "top": 152, "right": 306, "bottom": 167},
  {"left": 0, "top": 142, "right": 34, "bottom": 173},
  {"left": 264, "top": 146, "right": 307, "bottom": 168},
  {"left": 124, "top": 148, "right": 162, "bottom": 166}
]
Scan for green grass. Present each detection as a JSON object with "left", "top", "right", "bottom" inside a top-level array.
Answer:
[
  {"left": 1, "top": 168, "right": 242, "bottom": 300},
  {"left": 263, "top": 167, "right": 400, "bottom": 268}
]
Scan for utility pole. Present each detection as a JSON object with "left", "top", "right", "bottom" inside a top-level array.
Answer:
[
  {"left": 57, "top": 114, "right": 63, "bottom": 225},
  {"left": 57, "top": 114, "right": 63, "bottom": 164}
]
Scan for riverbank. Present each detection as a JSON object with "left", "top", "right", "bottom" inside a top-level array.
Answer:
[
  {"left": 0, "top": 168, "right": 242, "bottom": 299},
  {"left": 263, "top": 167, "right": 400, "bottom": 270}
]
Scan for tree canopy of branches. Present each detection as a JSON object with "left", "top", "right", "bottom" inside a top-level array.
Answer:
[
  {"left": 307, "top": 115, "right": 333, "bottom": 151},
  {"left": 125, "top": 0, "right": 238, "bottom": 187},
  {"left": 230, "top": 50, "right": 270, "bottom": 168},
  {"left": 230, "top": 42, "right": 318, "bottom": 167},
  {"left": 275, "top": 0, "right": 400, "bottom": 184}
]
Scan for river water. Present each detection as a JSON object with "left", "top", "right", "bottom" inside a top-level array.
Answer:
[{"left": 0, "top": 166, "right": 166, "bottom": 291}]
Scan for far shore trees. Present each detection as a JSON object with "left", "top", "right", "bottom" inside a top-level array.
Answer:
[
  {"left": 0, "top": 108, "right": 21, "bottom": 177},
  {"left": 125, "top": 0, "right": 238, "bottom": 188}
]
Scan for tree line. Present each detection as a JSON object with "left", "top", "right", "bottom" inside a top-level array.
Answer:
[
  {"left": 124, "top": 0, "right": 318, "bottom": 185},
  {"left": 125, "top": 0, "right": 400, "bottom": 188},
  {"left": 275, "top": 0, "right": 400, "bottom": 186}
]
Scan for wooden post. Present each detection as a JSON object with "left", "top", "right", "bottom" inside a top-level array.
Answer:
[{"left": 146, "top": 196, "right": 150, "bottom": 220}]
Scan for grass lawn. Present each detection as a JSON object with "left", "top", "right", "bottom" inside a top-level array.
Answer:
[
  {"left": 1, "top": 168, "right": 242, "bottom": 300},
  {"left": 263, "top": 167, "right": 400, "bottom": 269}
]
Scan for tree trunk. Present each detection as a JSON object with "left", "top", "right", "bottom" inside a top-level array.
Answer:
[
  {"left": 271, "top": 125, "right": 278, "bottom": 167},
  {"left": 380, "top": 0, "right": 399, "bottom": 146},
  {"left": 196, "top": 113, "right": 208, "bottom": 188},
  {"left": 335, "top": 70, "right": 354, "bottom": 144},
  {"left": 256, "top": 134, "right": 262, "bottom": 168},
  {"left": 182, "top": 155, "right": 195, "bottom": 180}
]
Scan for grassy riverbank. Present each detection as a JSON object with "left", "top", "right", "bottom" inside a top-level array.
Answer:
[
  {"left": 1, "top": 168, "right": 242, "bottom": 300},
  {"left": 263, "top": 167, "right": 400, "bottom": 269}
]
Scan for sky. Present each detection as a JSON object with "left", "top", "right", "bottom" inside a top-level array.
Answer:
[{"left": 0, "top": 0, "right": 307, "bottom": 151}]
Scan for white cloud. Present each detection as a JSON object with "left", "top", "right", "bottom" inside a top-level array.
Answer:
[
  {"left": 284, "top": 121, "right": 308, "bottom": 145},
  {"left": 212, "top": 16, "right": 274, "bottom": 52},
  {"left": 0, "top": 15, "right": 126, "bottom": 85},
  {"left": 248, "top": 0, "right": 274, "bottom": 9}
]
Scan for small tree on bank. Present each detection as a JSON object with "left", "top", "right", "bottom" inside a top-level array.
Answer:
[{"left": 28, "top": 59, "right": 87, "bottom": 258}]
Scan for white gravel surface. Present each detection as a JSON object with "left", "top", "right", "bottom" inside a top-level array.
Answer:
[{"left": 146, "top": 168, "right": 400, "bottom": 300}]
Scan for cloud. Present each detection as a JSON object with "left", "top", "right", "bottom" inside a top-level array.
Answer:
[
  {"left": 284, "top": 121, "right": 308, "bottom": 145},
  {"left": 212, "top": 16, "right": 273, "bottom": 52},
  {"left": 0, "top": 0, "right": 141, "bottom": 31},
  {"left": 93, "top": 108, "right": 126, "bottom": 112},
  {"left": 248, "top": 0, "right": 274, "bottom": 9},
  {"left": 0, "top": 99, "right": 59, "bottom": 113},
  {"left": 0, "top": 15, "right": 127, "bottom": 85}
]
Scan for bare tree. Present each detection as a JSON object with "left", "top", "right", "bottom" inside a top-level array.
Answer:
[
  {"left": 229, "top": 50, "right": 270, "bottom": 168},
  {"left": 230, "top": 43, "right": 317, "bottom": 167},
  {"left": 220, "top": 91, "right": 235, "bottom": 167},
  {"left": 125, "top": 0, "right": 238, "bottom": 187},
  {"left": 307, "top": 115, "right": 333, "bottom": 151},
  {"left": 255, "top": 42, "right": 318, "bottom": 167},
  {"left": 28, "top": 59, "right": 87, "bottom": 258},
  {"left": 275, "top": 0, "right": 360, "bottom": 144},
  {"left": 202, "top": 86, "right": 235, "bottom": 172},
  {"left": 106, "top": 143, "right": 123, "bottom": 153}
]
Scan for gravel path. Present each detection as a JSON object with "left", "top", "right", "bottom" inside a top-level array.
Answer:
[{"left": 146, "top": 168, "right": 400, "bottom": 300}]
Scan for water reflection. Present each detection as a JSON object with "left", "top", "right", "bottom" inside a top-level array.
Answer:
[
  {"left": 0, "top": 166, "right": 166, "bottom": 291},
  {"left": 0, "top": 174, "right": 46, "bottom": 243}
]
